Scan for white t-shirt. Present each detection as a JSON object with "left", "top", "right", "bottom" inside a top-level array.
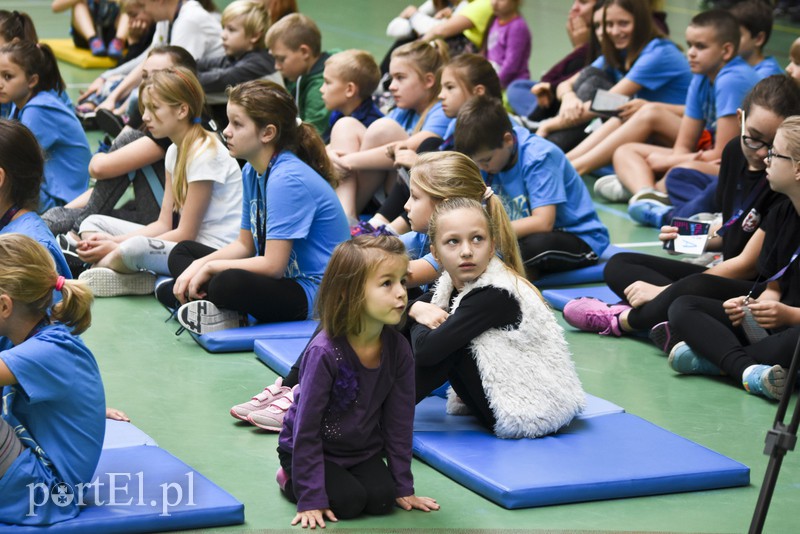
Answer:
[
  {"left": 172, "top": 0, "right": 224, "bottom": 59},
  {"left": 165, "top": 136, "right": 243, "bottom": 249}
]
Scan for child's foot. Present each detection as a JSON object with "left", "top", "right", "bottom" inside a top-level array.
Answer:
[
  {"left": 107, "top": 37, "right": 125, "bottom": 59},
  {"left": 95, "top": 108, "right": 126, "bottom": 137},
  {"left": 78, "top": 267, "right": 156, "bottom": 297},
  {"left": 177, "top": 300, "right": 246, "bottom": 335},
  {"left": 88, "top": 36, "right": 107, "bottom": 56},
  {"left": 668, "top": 342, "right": 723, "bottom": 375},
  {"left": 628, "top": 200, "right": 674, "bottom": 228},
  {"left": 562, "top": 297, "right": 631, "bottom": 336},
  {"left": 247, "top": 386, "right": 297, "bottom": 431},
  {"left": 230, "top": 378, "right": 291, "bottom": 421},
  {"left": 649, "top": 321, "right": 679, "bottom": 354},
  {"left": 275, "top": 467, "right": 290, "bottom": 491},
  {"left": 742, "top": 364, "right": 787, "bottom": 400},
  {"left": 594, "top": 174, "right": 632, "bottom": 203}
]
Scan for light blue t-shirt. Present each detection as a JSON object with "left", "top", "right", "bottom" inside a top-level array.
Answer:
[
  {"left": 12, "top": 91, "right": 91, "bottom": 212},
  {"left": 685, "top": 56, "right": 760, "bottom": 137},
  {"left": 3, "top": 212, "right": 71, "bottom": 279},
  {"left": 399, "top": 231, "right": 439, "bottom": 272},
  {"left": 387, "top": 101, "right": 453, "bottom": 138},
  {"left": 754, "top": 56, "right": 784, "bottom": 79},
  {"left": 0, "top": 324, "right": 105, "bottom": 526},
  {"left": 240, "top": 152, "right": 349, "bottom": 317},
  {"left": 483, "top": 126, "right": 610, "bottom": 255},
  {"left": 591, "top": 38, "right": 691, "bottom": 105}
]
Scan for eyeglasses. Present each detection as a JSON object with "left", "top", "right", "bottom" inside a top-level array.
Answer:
[
  {"left": 740, "top": 109, "right": 772, "bottom": 151},
  {"left": 766, "top": 148, "right": 793, "bottom": 164}
]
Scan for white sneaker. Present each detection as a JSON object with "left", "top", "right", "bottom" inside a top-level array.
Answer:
[
  {"left": 247, "top": 386, "right": 297, "bottom": 431},
  {"left": 78, "top": 267, "right": 156, "bottom": 297},
  {"left": 594, "top": 174, "right": 632, "bottom": 203},
  {"left": 177, "top": 299, "right": 245, "bottom": 335},
  {"left": 628, "top": 188, "right": 670, "bottom": 205}
]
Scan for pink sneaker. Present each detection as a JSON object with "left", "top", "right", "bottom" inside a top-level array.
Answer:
[
  {"left": 276, "top": 467, "right": 289, "bottom": 491},
  {"left": 563, "top": 297, "right": 631, "bottom": 336},
  {"left": 230, "top": 378, "right": 290, "bottom": 421},
  {"left": 247, "top": 386, "right": 297, "bottom": 431}
]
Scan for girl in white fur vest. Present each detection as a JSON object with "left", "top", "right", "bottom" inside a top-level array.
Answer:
[{"left": 408, "top": 197, "right": 585, "bottom": 438}]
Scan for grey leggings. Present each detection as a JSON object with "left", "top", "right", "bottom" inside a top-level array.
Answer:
[
  {"left": 0, "top": 417, "right": 23, "bottom": 478},
  {"left": 42, "top": 128, "right": 165, "bottom": 236}
]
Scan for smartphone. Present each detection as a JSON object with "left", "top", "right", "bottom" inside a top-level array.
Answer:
[{"left": 663, "top": 217, "right": 710, "bottom": 253}]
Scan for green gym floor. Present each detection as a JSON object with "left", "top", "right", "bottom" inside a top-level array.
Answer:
[{"left": 14, "top": 0, "right": 800, "bottom": 531}]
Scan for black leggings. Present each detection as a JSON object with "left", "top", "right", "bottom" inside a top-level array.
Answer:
[
  {"left": 415, "top": 346, "right": 495, "bottom": 431},
  {"left": 520, "top": 231, "right": 597, "bottom": 280},
  {"left": 604, "top": 253, "right": 760, "bottom": 331},
  {"left": 669, "top": 295, "right": 800, "bottom": 383},
  {"left": 278, "top": 451, "right": 395, "bottom": 519},
  {"left": 168, "top": 241, "right": 308, "bottom": 323}
]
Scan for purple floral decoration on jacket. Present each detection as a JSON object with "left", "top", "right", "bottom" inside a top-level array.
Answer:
[{"left": 329, "top": 363, "right": 359, "bottom": 412}]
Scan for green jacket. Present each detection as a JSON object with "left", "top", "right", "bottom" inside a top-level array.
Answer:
[{"left": 285, "top": 51, "right": 332, "bottom": 135}]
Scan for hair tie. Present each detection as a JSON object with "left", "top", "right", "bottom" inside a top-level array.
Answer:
[
  {"left": 192, "top": 117, "right": 202, "bottom": 124},
  {"left": 295, "top": 117, "right": 302, "bottom": 127},
  {"left": 54, "top": 276, "right": 65, "bottom": 292},
  {"left": 483, "top": 186, "right": 494, "bottom": 201}
]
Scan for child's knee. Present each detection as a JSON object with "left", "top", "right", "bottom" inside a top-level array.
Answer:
[
  {"left": 363, "top": 484, "right": 395, "bottom": 516},
  {"left": 118, "top": 235, "right": 149, "bottom": 270},
  {"left": 327, "top": 484, "right": 368, "bottom": 519},
  {"left": 363, "top": 118, "right": 406, "bottom": 147}
]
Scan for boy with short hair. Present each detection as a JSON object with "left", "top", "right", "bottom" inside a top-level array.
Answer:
[
  {"left": 197, "top": 0, "right": 274, "bottom": 93},
  {"left": 455, "top": 95, "right": 609, "bottom": 280},
  {"left": 730, "top": 0, "right": 783, "bottom": 79},
  {"left": 320, "top": 49, "right": 383, "bottom": 143},
  {"left": 596, "top": 9, "right": 761, "bottom": 202},
  {"left": 265, "top": 13, "right": 330, "bottom": 134}
]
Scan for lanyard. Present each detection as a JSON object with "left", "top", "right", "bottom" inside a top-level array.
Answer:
[
  {"left": 744, "top": 243, "right": 800, "bottom": 303},
  {"left": 252, "top": 152, "right": 280, "bottom": 256},
  {"left": 716, "top": 176, "right": 768, "bottom": 237},
  {"left": 0, "top": 204, "right": 20, "bottom": 232}
]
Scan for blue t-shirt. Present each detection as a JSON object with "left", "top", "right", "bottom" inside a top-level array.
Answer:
[
  {"left": 685, "top": 56, "right": 760, "bottom": 137},
  {"left": 3, "top": 212, "right": 71, "bottom": 279},
  {"left": 387, "top": 101, "right": 453, "bottom": 138},
  {"left": 0, "top": 324, "right": 105, "bottom": 526},
  {"left": 240, "top": 152, "right": 349, "bottom": 317},
  {"left": 754, "top": 56, "right": 784, "bottom": 79},
  {"left": 591, "top": 38, "right": 691, "bottom": 105},
  {"left": 12, "top": 91, "right": 91, "bottom": 212},
  {"left": 483, "top": 126, "right": 610, "bottom": 255},
  {"left": 399, "top": 231, "right": 439, "bottom": 272}
]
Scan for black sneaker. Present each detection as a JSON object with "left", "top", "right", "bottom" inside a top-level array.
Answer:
[{"left": 95, "top": 108, "right": 125, "bottom": 137}]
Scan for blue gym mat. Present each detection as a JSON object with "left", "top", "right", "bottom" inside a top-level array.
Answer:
[
  {"left": 102, "top": 420, "right": 158, "bottom": 449},
  {"left": 254, "top": 336, "right": 311, "bottom": 376},
  {"left": 3, "top": 445, "right": 244, "bottom": 533},
  {"left": 412, "top": 412, "right": 749, "bottom": 509},
  {"left": 541, "top": 285, "right": 620, "bottom": 311},
  {"left": 190, "top": 320, "right": 318, "bottom": 353}
]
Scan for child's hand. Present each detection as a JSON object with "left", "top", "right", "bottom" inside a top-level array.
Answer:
[
  {"left": 291, "top": 508, "right": 337, "bottom": 529},
  {"left": 106, "top": 407, "right": 131, "bottom": 422},
  {"left": 409, "top": 301, "right": 449, "bottom": 329},
  {"left": 77, "top": 235, "right": 119, "bottom": 264},
  {"left": 396, "top": 494, "right": 440, "bottom": 512},
  {"left": 618, "top": 99, "right": 645, "bottom": 122},
  {"left": 567, "top": 13, "right": 589, "bottom": 47},
  {"left": 658, "top": 225, "right": 678, "bottom": 243},
  {"left": 79, "top": 77, "right": 106, "bottom": 102},
  {"left": 723, "top": 296, "right": 747, "bottom": 327},
  {"left": 745, "top": 299, "right": 792, "bottom": 330},
  {"left": 531, "top": 82, "right": 552, "bottom": 108},
  {"left": 393, "top": 148, "right": 418, "bottom": 169}
]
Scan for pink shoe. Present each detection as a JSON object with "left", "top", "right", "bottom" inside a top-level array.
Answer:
[
  {"left": 276, "top": 467, "right": 289, "bottom": 491},
  {"left": 247, "top": 386, "right": 297, "bottom": 431},
  {"left": 563, "top": 297, "right": 631, "bottom": 336},
  {"left": 230, "top": 377, "right": 290, "bottom": 421}
]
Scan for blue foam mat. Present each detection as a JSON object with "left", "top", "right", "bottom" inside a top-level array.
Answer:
[
  {"left": 102, "top": 420, "right": 158, "bottom": 449},
  {"left": 190, "top": 320, "right": 318, "bottom": 353},
  {"left": 535, "top": 245, "right": 627, "bottom": 289},
  {"left": 4, "top": 445, "right": 244, "bottom": 533},
  {"left": 254, "top": 336, "right": 311, "bottom": 376},
  {"left": 542, "top": 285, "right": 620, "bottom": 311},
  {"left": 414, "top": 394, "right": 624, "bottom": 432},
  {"left": 412, "top": 412, "right": 749, "bottom": 509}
]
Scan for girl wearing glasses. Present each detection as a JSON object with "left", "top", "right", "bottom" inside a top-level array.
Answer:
[
  {"left": 663, "top": 115, "right": 800, "bottom": 400},
  {"left": 563, "top": 75, "right": 800, "bottom": 347}
]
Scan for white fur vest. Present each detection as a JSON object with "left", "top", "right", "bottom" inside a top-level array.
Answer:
[{"left": 431, "top": 257, "right": 585, "bottom": 438}]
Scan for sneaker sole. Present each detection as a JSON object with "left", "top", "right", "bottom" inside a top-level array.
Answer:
[
  {"left": 178, "top": 301, "right": 243, "bottom": 335},
  {"left": 80, "top": 268, "right": 156, "bottom": 297},
  {"left": 763, "top": 366, "right": 788, "bottom": 400},
  {"left": 649, "top": 322, "right": 675, "bottom": 354},
  {"left": 230, "top": 407, "right": 254, "bottom": 422},
  {"left": 247, "top": 416, "right": 282, "bottom": 432}
]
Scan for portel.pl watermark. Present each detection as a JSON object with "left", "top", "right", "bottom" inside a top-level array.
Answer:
[{"left": 27, "top": 471, "right": 196, "bottom": 518}]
